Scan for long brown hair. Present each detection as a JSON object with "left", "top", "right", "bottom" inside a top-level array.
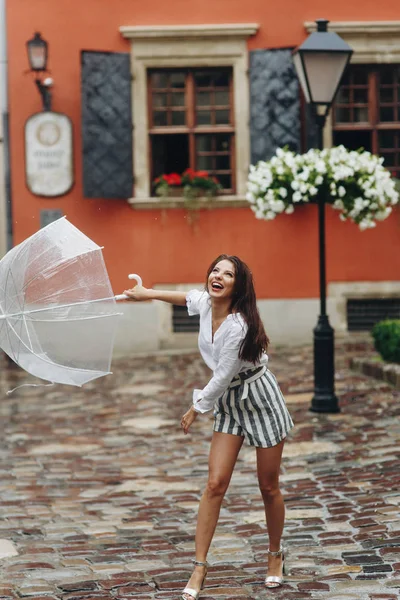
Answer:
[{"left": 206, "top": 254, "right": 269, "bottom": 363}]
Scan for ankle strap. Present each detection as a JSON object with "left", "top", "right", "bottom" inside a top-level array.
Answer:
[
  {"left": 268, "top": 545, "right": 283, "bottom": 557},
  {"left": 193, "top": 559, "right": 208, "bottom": 567}
]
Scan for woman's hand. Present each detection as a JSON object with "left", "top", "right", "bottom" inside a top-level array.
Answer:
[
  {"left": 123, "top": 285, "right": 154, "bottom": 301},
  {"left": 181, "top": 406, "right": 198, "bottom": 434}
]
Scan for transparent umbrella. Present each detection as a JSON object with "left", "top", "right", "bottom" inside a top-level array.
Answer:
[{"left": 0, "top": 217, "right": 141, "bottom": 387}]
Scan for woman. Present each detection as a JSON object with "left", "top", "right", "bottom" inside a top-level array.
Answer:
[{"left": 124, "top": 254, "right": 294, "bottom": 598}]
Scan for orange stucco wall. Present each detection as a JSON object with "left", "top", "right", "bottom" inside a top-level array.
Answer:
[{"left": 6, "top": 0, "right": 400, "bottom": 299}]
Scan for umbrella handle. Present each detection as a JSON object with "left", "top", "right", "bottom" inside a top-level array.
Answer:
[{"left": 115, "top": 273, "right": 143, "bottom": 301}]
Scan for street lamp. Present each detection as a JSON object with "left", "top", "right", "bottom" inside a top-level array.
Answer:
[
  {"left": 26, "top": 32, "right": 52, "bottom": 111},
  {"left": 293, "top": 19, "right": 353, "bottom": 413}
]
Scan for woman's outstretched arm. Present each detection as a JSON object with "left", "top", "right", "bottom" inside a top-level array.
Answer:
[{"left": 123, "top": 285, "right": 187, "bottom": 306}]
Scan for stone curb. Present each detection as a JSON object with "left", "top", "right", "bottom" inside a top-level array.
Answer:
[{"left": 350, "top": 355, "right": 400, "bottom": 389}]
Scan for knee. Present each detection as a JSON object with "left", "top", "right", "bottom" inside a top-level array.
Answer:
[
  {"left": 206, "top": 477, "right": 229, "bottom": 499},
  {"left": 259, "top": 479, "right": 280, "bottom": 501}
]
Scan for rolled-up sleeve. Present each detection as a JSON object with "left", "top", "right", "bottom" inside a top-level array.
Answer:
[
  {"left": 186, "top": 289, "right": 207, "bottom": 316},
  {"left": 192, "top": 322, "right": 246, "bottom": 413}
]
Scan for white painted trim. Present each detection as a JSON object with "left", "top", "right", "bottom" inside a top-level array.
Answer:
[
  {"left": 120, "top": 23, "right": 258, "bottom": 200},
  {"left": 127, "top": 195, "right": 248, "bottom": 210},
  {"left": 328, "top": 281, "right": 400, "bottom": 332},
  {"left": 120, "top": 24, "right": 259, "bottom": 40},
  {"left": 304, "top": 21, "right": 400, "bottom": 63}
]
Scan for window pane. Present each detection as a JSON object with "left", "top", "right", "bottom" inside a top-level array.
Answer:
[
  {"left": 354, "top": 107, "right": 369, "bottom": 122},
  {"left": 151, "top": 72, "right": 168, "bottom": 88},
  {"left": 194, "top": 72, "right": 213, "bottom": 87},
  {"left": 197, "top": 111, "right": 212, "bottom": 125},
  {"left": 197, "top": 92, "right": 211, "bottom": 106},
  {"left": 381, "top": 153, "right": 395, "bottom": 167},
  {"left": 380, "top": 106, "right": 395, "bottom": 122},
  {"left": 215, "top": 91, "right": 229, "bottom": 106},
  {"left": 217, "top": 174, "right": 232, "bottom": 189},
  {"left": 151, "top": 134, "right": 189, "bottom": 189},
  {"left": 354, "top": 89, "right": 368, "bottom": 103},
  {"left": 170, "top": 72, "right": 185, "bottom": 88},
  {"left": 336, "top": 87, "right": 350, "bottom": 103},
  {"left": 171, "top": 92, "right": 185, "bottom": 107},
  {"left": 152, "top": 93, "right": 167, "bottom": 108},
  {"left": 335, "top": 107, "right": 351, "bottom": 123},
  {"left": 215, "top": 110, "right": 230, "bottom": 125},
  {"left": 380, "top": 87, "right": 394, "bottom": 103},
  {"left": 214, "top": 72, "right": 230, "bottom": 87},
  {"left": 380, "top": 69, "right": 394, "bottom": 85},
  {"left": 216, "top": 155, "right": 230, "bottom": 170},
  {"left": 197, "top": 155, "right": 213, "bottom": 170},
  {"left": 333, "top": 130, "right": 371, "bottom": 152},
  {"left": 216, "top": 134, "right": 231, "bottom": 152},
  {"left": 353, "top": 70, "right": 368, "bottom": 85},
  {"left": 196, "top": 135, "right": 213, "bottom": 152},
  {"left": 171, "top": 111, "right": 185, "bottom": 126},
  {"left": 379, "top": 131, "right": 395, "bottom": 148},
  {"left": 153, "top": 111, "right": 167, "bottom": 126}
]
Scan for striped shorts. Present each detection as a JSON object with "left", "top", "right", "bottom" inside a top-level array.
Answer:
[{"left": 213, "top": 366, "right": 294, "bottom": 448}]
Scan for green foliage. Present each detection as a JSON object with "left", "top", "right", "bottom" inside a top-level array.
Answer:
[{"left": 372, "top": 319, "right": 400, "bottom": 364}]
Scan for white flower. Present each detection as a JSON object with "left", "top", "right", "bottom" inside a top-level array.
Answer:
[
  {"left": 246, "top": 146, "right": 399, "bottom": 229},
  {"left": 293, "top": 191, "right": 303, "bottom": 203}
]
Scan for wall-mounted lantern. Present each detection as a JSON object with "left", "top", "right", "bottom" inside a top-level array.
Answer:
[{"left": 26, "top": 32, "right": 52, "bottom": 111}]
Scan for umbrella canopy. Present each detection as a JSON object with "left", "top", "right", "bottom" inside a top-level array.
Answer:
[{"left": 0, "top": 217, "right": 126, "bottom": 386}]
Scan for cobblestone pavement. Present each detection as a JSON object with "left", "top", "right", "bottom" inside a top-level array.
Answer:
[{"left": 0, "top": 336, "right": 399, "bottom": 600}]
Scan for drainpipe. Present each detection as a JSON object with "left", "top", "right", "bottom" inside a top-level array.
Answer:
[{"left": 0, "top": 0, "right": 12, "bottom": 254}]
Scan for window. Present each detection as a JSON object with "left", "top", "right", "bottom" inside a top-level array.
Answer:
[
  {"left": 172, "top": 305, "right": 200, "bottom": 333},
  {"left": 333, "top": 65, "right": 400, "bottom": 177},
  {"left": 148, "top": 68, "right": 235, "bottom": 194}
]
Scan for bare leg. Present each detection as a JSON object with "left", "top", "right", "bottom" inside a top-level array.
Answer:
[
  {"left": 182, "top": 431, "right": 244, "bottom": 599},
  {"left": 256, "top": 439, "right": 285, "bottom": 581}
]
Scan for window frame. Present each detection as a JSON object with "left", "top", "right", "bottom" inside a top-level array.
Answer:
[
  {"left": 120, "top": 24, "right": 258, "bottom": 205},
  {"left": 147, "top": 67, "right": 236, "bottom": 194},
  {"left": 332, "top": 65, "right": 400, "bottom": 177}
]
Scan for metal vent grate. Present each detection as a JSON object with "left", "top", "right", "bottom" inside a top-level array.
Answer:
[
  {"left": 347, "top": 298, "right": 400, "bottom": 331},
  {"left": 172, "top": 305, "right": 200, "bottom": 333}
]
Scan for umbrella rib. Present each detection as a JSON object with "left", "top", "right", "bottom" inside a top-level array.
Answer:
[
  {"left": 23, "top": 313, "right": 122, "bottom": 323},
  {"left": 2, "top": 314, "right": 110, "bottom": 375},
  {"left": 0, "top": 295, "right": 120, "bottom": 319}
]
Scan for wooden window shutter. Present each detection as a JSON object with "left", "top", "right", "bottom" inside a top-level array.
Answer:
[
  {"left": 81, "top": 51, "right": 133, "bottom": 199},
  {"left": 249, "top": 48, "right": 301, "bottom": 164}
]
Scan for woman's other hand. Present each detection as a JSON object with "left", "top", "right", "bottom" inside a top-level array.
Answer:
[{"left": 181, "top": 406, "right": 198, "bottom": 434}]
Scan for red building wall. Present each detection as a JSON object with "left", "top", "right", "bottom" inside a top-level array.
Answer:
[{"left": 6, "top": 0, "right": 400, "bottom": 299}]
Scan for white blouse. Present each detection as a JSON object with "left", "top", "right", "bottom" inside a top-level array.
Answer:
[{"left": 186, "top": 289, "right": 268, "bottom": 414}]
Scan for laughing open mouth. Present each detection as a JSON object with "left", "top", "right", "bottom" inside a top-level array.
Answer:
[{"left": 211, "top": 282, "right": 224, "bottom": 290}]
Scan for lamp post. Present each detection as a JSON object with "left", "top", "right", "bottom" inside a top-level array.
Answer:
[
  {"left": 293, "top": 19, "right": 353, "bottom": 413},
  {"left": 26, "top": 32, "right": 52, "bottom": 111}
]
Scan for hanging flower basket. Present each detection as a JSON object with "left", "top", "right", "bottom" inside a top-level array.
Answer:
[{"left": 246, "top": 146, "right": 399, "bottom": 230}]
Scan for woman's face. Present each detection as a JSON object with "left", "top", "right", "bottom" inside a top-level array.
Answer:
[{"left": 208, "top": 259, "right": 236, "bottom": 300}]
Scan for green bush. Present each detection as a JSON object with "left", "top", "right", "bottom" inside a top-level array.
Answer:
[{"left": 372, "top": 319, "right": 400, "bottom": 364}]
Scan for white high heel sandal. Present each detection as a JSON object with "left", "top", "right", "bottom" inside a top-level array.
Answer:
[
  {"left": 181, "top": 560, "right": 208, "bottom": 600},
  {"left": 265, "top": 545, "right": 286, "bottom": 589}
]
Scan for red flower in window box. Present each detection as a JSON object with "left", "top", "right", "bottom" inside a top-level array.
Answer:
[{"left": 154, "top": 170, "right": 222, "bottom": 200}]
